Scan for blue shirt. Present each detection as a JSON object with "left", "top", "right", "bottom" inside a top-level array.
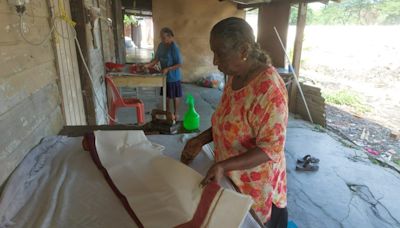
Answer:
[{"left": 156, "top": 42, "right": 183, "bottom": 82}]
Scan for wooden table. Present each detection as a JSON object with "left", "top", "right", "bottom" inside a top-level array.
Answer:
[
  {"left": 107, "top": 73, "right": 167, "bottom": 111},
  {"left": 59, "top": 123, "right": 200, "bottom": 137}
]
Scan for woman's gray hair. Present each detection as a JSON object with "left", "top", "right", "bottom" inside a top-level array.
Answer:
[
  {"left": 211, "top": 17, "right": 271, "bottom": 65},
  {"left": 160, "top": 27, "right": 174, "bottom": 37}
]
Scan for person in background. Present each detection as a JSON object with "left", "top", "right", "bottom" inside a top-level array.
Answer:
[
  {"left": 180, "top": 17, "right": 288, "bottom": 228},
  {"left": 144, "top": 27, "right": 183, "bottom": 120}
]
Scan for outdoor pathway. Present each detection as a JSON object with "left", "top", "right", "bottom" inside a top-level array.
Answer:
[{"left": 286, "top": 119, "right": 400, "bottom": 228}]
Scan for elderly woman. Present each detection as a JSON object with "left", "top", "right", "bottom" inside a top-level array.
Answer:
[
  {"left": 145, "top": 27, "right": 183, "bottom": 120},
  {"left": 180, "top": 17, "right": 288, "bottom": 227}
]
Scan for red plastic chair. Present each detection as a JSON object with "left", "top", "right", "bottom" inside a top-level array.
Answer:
[{"left": 105, "top": 76, "right": 145, "bottom": 125}]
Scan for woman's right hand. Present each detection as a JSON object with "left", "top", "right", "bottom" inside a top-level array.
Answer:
[{"left": 180, "top": 137, "right": 203, "bottom": 165}]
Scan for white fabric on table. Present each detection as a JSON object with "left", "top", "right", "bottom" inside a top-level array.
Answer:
[
  {"left": 0, "top": 136, "right": 134, "bottom": 228},
  {"left": 0, "top": 134, "right": 261, "bottom": 228},
  {"left": 147, "top": 134, "right": 261, "bottom": 228},
  {"left": 95, "top": 130, "right": 253, "bottom": 227}
]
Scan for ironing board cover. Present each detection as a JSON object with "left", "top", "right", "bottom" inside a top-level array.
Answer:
[{"left": 90, "top": 130, "right": 253, "bottom": 228}]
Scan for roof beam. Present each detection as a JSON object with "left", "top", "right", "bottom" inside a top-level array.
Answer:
[{"left": 235, "top": 0, "right": 330, "bottom": 9}]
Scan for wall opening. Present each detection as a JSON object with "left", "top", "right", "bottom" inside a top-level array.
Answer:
[
  {"left": 124, "top": 12, "right": 154, "bottom": 63},
  {"left": 245, "top": 8, "right": 258, "bottom": 41}
]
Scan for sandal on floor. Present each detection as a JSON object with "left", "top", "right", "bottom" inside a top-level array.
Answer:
[
  {"left": 297, "top": 154, "right": 320, "bottom": 164},
  {"left": 296, "top": 159, "right": 319, "bottom": 172}
]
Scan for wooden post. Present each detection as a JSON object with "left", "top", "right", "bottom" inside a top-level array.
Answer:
[
  {"left": 257, "top": 2, "right": 291, "bottom": 68},
  {"left": 48, "top": 0, "right": 87, "bottom": 125},
  {"left": 289, "top": 2, "right": 307, "bottom": 112},
  {"left": 70, "top": 0, "right": 97, "bottom": 125},
  {"left": 112, "top": 0, "right": 125, "bottom": 63}
]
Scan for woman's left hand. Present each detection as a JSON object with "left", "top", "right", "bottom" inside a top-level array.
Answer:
[
  {"left": 162, "top": 68, "right": 169, "bottom": 75},
  {"left": 201, "top": 163, "right": 225, "bottom": 186}
]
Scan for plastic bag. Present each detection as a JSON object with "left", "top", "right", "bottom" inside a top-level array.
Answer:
[{"left": 197, "top": 72, "right": 225, "bottom": 90}]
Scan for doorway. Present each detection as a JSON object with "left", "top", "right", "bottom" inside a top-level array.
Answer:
[{"left": 124, "top": 12, "right": 154, "bottom": 63}]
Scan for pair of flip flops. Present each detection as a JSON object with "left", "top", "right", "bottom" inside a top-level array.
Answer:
[{"left": 296, "top": 155, "right": 319, "bottom": 171}]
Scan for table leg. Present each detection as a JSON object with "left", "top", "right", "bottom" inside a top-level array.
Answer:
[{"left": 162, "top": 77, "right": 167, "bottom": 111}]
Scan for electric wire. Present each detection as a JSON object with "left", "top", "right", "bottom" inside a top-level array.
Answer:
[
  {"left": 19, "top": 13, "right": 56, "bottom": 46},
  {"left": 18, "top": 3, "right": 129, "bottom": 125}
]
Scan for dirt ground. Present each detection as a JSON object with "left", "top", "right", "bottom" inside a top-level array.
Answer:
[{"left": 288, "top": 25, "right": 400, "bottom": 164}]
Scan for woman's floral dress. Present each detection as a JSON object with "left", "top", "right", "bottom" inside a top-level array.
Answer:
[{"left": 211, "top": 67, "right": 288, "bottom": 223}]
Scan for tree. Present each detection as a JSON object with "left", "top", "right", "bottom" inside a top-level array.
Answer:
[
  {"left": 124, "top": 15, "right": 138, "bottom": 26},
  {"left": 290, "top": 5, "right": 316, "bottom": 25},
  {"left": 303, "top": 0, "right": 400, "bottom": 25},
  {"left": 290, "top": 5, "right": 298, "bottom": 25},
  {"left": 377, "top": 0, "right": 400, "bottom": 24}
]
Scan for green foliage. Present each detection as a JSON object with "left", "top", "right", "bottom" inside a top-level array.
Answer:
[
  {"left": 395, "top": 159, "right": 400, "bottom": 166},
  {"left": 376, "top": 0, "right": 400, "bottom": 24},
  {"left": 289, "top": 6, "right": 298, "bottom": 25},
  {"left": 322, "top": 89, "right": 371, "bottom": 113},
  {"left": 290, "top": 0, "right": 400, "bottom": 25},
  {"left": 313, "top": 125, "right": 326, "bottom": 132},
  {"left": 124, "top": 15, "right": 137, "bottom": 25},
  {"left": 369, "top": 157, "right": 380, "bottom": 165}
]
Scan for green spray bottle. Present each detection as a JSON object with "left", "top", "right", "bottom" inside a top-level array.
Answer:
[{"left": 183, "top": 94, "right": 200, "bottom": 131}]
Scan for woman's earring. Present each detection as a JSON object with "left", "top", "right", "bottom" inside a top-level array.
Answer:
[{"left": 243, "top": 57, "right": 247, "bottom": 61}]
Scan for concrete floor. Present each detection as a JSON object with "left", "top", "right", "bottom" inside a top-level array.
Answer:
[
  {"left": 117, "top": 84, "right": 400, "bottom": 228},
  {"left": 125, "top": 47, "right": 153, "bottom": 64}
]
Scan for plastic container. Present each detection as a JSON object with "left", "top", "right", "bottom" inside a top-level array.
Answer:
[
  {"left": 183, "top": 94, "right": 200, "bottom": 131},
  {"left": 288, "top": 220, "right": 298, "bottom": 228}
]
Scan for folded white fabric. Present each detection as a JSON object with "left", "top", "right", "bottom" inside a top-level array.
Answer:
[{"left": 95, "top": 130, "right": 253, "bottom": 228}]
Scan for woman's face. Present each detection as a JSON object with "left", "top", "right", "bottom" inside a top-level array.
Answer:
[
  {"left": 160, "top": 32, "right": 173, "bottom": 45},
  {"left": 210, "top": 36, "right": 244, "bottom": 76}
]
